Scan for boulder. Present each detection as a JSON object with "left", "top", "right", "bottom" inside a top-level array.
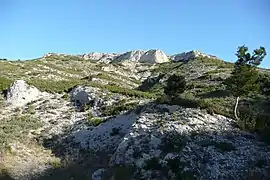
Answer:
[
  {"left": 69, "top": 86, "right": 90, "bottom": 107},
  {"left": 5, "top": 80, "right": 41, "bottom": 107}
]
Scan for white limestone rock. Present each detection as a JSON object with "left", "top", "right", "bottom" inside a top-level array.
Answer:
[
  {"left": 82, "top": 52, "right": 119, "bottom": 63},
  {"left": 139, "top": 49, "right": 169, "bottom": 64},
  {"left": 5, "top": 80, "right": 41, "bottom": 107},
  {"left": 171, "top": 50, "right": 219, "bottom": 62},
  {"left": 113, "top": 50, "right": 146, "bottom": 63}
]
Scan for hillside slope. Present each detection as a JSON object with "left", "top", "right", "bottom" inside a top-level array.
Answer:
[{"left": 0, "top": 50, "right": 270, "bottom": 180}]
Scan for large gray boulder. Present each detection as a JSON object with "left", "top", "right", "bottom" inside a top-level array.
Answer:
[
  {"left": 69, "top": 86, "right": 91, "bottom": 107},
  {"left": 5, "top": 80, "right": 41, "bottom": 107}
]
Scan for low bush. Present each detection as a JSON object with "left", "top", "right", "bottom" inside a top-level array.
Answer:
[
  {"left": 87, "top": 117, "right": 104, "bottom": 127},
  {"left": 0, "top": 115, "right": 43, "bottom": 150},
  {"left": 0, "top": 76, "right": 13, "bottom": 92}
]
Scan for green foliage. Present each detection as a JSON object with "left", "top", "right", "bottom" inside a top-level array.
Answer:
[
  {"left": 0, "top": 115, "right": 43, "bottom": 150},
  {"left": 62, "top": 93, "right": 69, "bottom": 100},
  {"left": 87, "top": 112, "right": 94, "bottom": 121},
  {"left": 225, "top": 45, "right": 267, "bottom": 97},
  {"left": 235, "top": 45, "right": 266, "bottom": 67},
  {"left": 101, "top": 101, "right": 138, "bottom": 116},
  {"left": 95, "top": 73, "right": 122, "bottom": 83},
  {"left": 0, "top": 76, "right": 13, "bottom": 92},
  {"left": 86, "top": 81, "right": 155, "bottom": 98},
  {"left": 27, "top": 105, "right": 36, "bottom": 114},
  {"left": 259, "top": 73, "right": 270, "bottom": 96},
  {"left": 197, "top": 56, "right": 234, "bottom": 68},
  {"left": 224, "top": 65, "right": 260, "bottom": 97},
  {"left": 164, "top": 74, "right": 186, "bottom": 98},
  {"left": 87, "top": 117, "right": 104, "bottom": 127},
  {"left": 27, "top": 78, "right": 82, "bottom": 93}
]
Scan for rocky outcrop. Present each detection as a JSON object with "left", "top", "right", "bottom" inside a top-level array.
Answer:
[
  {"left": 112, "top": 49, "right": 169, "bottom": 64},
  {"left": 42, "top": 49, "right": 218, "bottom": 64},
  {"left": 171, "top": 50, "right": 219, "bottom": 62},
  {"left": 107, "top": 104, "right": 270, "bottom": 179},
  {"left": 81, "top": 52, "right": 119, "bottom": 63},
  {"left": 113, "top": 50, "right": 146, "bottom": 63},
  {"left": 139, "top": 49, "right": 169, "bottom": 64},
  {"left": 69, "top": 86, "right": 91, "bottom": 108},
  {"left": 5, "top": 80, "right": 42, "bottom": 107}
]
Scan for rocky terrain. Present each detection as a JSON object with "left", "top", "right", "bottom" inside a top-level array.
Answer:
[{"left": 0, "top": 49, "right": 270, "bottom": 180}]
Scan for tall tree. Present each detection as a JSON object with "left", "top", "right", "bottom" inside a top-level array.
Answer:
[{"left": 224, "top": 45, "right": 267, "bottom": 119}]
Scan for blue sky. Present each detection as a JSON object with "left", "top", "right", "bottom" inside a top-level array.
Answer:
[{"left": 1, "top": 0, "right": 269, "bottom": 67}]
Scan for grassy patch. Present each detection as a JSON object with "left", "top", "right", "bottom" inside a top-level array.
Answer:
[
  {"left": 27, "top": 78, "right": 82, "bottom": 93},
  {"left": 101, "top": 101, "right": 138, "bottom": 116},
  {"left": 86, "top": 81, "right": 155, "bottom": 98},
  {"left": 0, "top": 115, "right": 43, "bottom": 150}
]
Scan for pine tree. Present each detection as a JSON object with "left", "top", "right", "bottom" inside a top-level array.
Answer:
[{"left": 224, "top": 45, "right": 267, "bottom": 119}]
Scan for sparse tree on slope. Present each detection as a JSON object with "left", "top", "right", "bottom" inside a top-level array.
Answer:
[
  {"left": 164, "top": 74, "right": 186, "bottom": 99},
  {"left": 224, "top": 45, "right": 267, "bottom": 119}
]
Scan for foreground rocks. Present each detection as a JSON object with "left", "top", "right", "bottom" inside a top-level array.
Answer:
[{"left": 1, "top": 81, "right": 270, "bottom": 180}]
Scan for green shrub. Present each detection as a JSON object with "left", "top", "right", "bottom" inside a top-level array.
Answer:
[
  {"left": 87, "top": 112, "right": 94, "bottom": 121},
  {"left": 86, "top": 81, "right": 155, "bottom": 98},
  {"left": 0, "top": 76, "right": 13, "bottom": 92},
  {"left": 0, "top": 115, "right": 43, "bottom": 150},
  {"left": 27, "top": 105, "right": 36, "bottom": 114},
  {"left": 88, "top": 117, "right": 104, "bottom": 127},
  {"left": 164, "top": 74, "right": 186, "bottom": 98},
  {"left": 101, "top": 101, "right": 138, "bottom": 116},
  {"left": 62, "top": 93, "right": 69, "bottom": 100},
  {"left": 27, "top": 78, "right": 82, "bottom": 93}
]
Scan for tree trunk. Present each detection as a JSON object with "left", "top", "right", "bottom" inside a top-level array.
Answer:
[{"left": 234, "top": 96, "right": 240, "bottom": 120}]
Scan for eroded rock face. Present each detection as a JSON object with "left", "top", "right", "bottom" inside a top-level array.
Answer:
[
  {"left": 82, "top": 49, "right": 170, "bottom": 64},
  {"left": 171, "top": 50, "right": 219, "bottom": 62},
  {"left": 113, "top": 50, "right": 147, "bottom": 63},
  {"left": 5, "top": 80, "right": 41, "bottom": 107},
  {"left": 82, "top": 52, "right": 119, "bottom": 63},
  {"left": 139, "top": 49, "right": 170, "bottom": 64}
]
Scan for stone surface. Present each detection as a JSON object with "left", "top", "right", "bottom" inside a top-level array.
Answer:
[
  {"left": 5, "top": 80, "right": 42, "bottom": 107},
  {"left": 171, "top": 50, "right": 219, "bottom": 62},
  {"left": 139, "top": 49, "right": 169, "bottom": 64},
  {"left": 69, "top": 86, "right": 91, "bottom": 107},
  {"left": 113, "top": 50, "right": 146, "bottom": 63}
]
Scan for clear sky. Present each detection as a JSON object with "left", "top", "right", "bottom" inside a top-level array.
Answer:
[{"left": 1, "top": 0, "right": 269, "bottom": 67}]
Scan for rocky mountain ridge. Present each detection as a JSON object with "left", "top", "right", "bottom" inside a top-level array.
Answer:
[{"left": 42, "top": 49, "right": 220, "bottom": 64}]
